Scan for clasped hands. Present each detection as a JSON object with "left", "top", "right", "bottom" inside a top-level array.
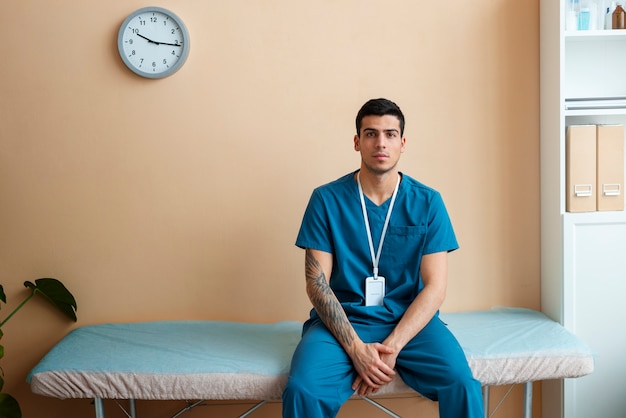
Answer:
[{"left": 351, "top": 342, "right": 398, "bottom": 397}]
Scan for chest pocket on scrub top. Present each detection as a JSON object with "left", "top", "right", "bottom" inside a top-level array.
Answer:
[{"left": 381, "top": 225, "right": 427, "bottom": 272}]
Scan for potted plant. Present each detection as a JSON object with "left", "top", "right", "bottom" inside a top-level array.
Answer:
[{"left": 0, "top": 278, "right": 77, "bottom": 418}]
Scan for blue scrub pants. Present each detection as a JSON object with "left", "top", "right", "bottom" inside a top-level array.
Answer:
[{"left": 282, "top": 316, "right": 484, "bottom": 418}]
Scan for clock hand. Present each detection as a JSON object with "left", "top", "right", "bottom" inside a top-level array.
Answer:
[
  {"left": 136, "top": 33, "right": 181, "bottom": 47},
  {"left": 158, "top": 41, "right": 182, "bottom": 47}
]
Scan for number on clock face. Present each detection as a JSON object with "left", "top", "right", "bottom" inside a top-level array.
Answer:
[{"left": 120, "top": 10, "right": 186, "bottom": 75}]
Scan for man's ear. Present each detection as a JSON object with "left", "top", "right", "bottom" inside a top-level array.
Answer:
[{"left": 354, "top": 134, "right": 360, "bottom": 151}]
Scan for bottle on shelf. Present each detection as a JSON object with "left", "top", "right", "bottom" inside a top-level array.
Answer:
[
  {"left": 606, "top": 1, "right": 617, "bottom": 29},
  {"left": 579, "top": 0, "right": 598, "bottom": 29},
  {"left": 613, "top": 2, "right": 626, "bottom": 28},
  {"left": 567, "top": 0, "right": 581, "bottom": 31}
]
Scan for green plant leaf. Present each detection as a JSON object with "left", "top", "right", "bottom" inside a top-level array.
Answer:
[
  {"left": 23, "top": 279, "right": 77, "bottom": 322},
  {"left": 0, "top": 393, "right": 21, "bottom": 418},
  {"left": 0, "top": 374, "right": 3, "bottom": 391},
  {"left": 0, "top": 285, "right": 5, "bottom": 304}
]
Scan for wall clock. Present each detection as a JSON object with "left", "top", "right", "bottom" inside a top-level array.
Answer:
[{"left": 117, "top": 7, "right": 190, "bottom": 79}]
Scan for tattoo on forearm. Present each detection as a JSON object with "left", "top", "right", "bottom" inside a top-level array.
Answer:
[{"left": 305, "top": 251, "right": 354, "bottom": 347}]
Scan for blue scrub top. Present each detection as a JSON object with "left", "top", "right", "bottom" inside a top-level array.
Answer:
[{"left": 296, "top": 171, "right": 459, "bottom": 325}]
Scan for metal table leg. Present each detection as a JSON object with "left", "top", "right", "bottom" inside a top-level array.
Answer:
[
  {"left": 129, "top": 399, "right": 136, "bottom": 418},
  {"left": 482, "top": 386, "right": 489, "bottom": 418},
  {"left": 523, "top": 382, "right": 533, "bottom": 418},
  {"left": 94, "top": 398, "right": 105, "bottom": 418}
]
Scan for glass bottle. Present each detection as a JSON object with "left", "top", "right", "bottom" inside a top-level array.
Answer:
[{"left": 613, "top": 2, "right": 625, "bottom": 29}]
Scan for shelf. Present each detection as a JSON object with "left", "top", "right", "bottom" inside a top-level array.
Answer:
[
  {"left": 565, "top": 108, "right": 626, "bottom": 116},
  {"left": 565, "top": 30, "right": 626, "bottom": 40},
  {"left": 542, "top": 2, "right": 626, "bottom": 417},
  {"left": 563, "top": 210, "right": 626, "bottom": 224}
]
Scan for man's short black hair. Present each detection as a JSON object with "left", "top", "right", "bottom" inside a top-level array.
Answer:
[{"left": 355, "top": 98, "right": 405, "bottom": 137}]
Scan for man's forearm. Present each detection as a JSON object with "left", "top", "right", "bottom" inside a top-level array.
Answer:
[
  {"left": 384, "top": 252, "right": 448, "bottom": 352},
  {"left": 305, "top": 250, "right": 356, "bottom": 350},
  {"left": 383, "top": 285, "right": 443, "bottom": 351}
]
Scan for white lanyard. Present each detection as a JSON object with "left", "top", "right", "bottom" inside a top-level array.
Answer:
[{"left": 356, "top": 171, "right": 400, "bottom": 278}]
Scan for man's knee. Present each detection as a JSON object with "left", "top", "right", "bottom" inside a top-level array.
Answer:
[
  {"left": 283, "top": 374, "right": 311, "bottom": 398},
  {"left": 282, "top": 375, "right": 345, "bottom": 418}
]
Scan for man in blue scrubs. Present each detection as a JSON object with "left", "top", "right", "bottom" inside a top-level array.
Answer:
[{"left": 282, "top": 98, "right": 484, "bottom": 418}]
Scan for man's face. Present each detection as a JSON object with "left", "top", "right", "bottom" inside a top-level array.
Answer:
[{"left": 354, "top": 115, "right": 406, "bottom": 175}]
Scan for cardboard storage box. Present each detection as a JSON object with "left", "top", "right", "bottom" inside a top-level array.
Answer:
[
  {"left": 596, "top": 124, "right": 624, "bottom": 211},
  {"left": 566, "top": 125, "right": 597, "bottom": 212}
]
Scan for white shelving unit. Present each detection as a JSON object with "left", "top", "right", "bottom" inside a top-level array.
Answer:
[{"left": 540, "top": 2, "right": 626, "bottom": 417}]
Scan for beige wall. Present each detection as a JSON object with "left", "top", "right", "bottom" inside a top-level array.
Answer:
[{"left": 0, "top": 0, "right": 539, "bottom": 417}]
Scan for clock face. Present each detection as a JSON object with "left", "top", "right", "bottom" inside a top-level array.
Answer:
[{"left": 117, "top": 7, "right": 190, "bottom": 79}]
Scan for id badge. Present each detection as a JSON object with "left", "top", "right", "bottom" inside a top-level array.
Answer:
[{"left": 365, "top": 276, "right": 385, "bottom": 306}]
